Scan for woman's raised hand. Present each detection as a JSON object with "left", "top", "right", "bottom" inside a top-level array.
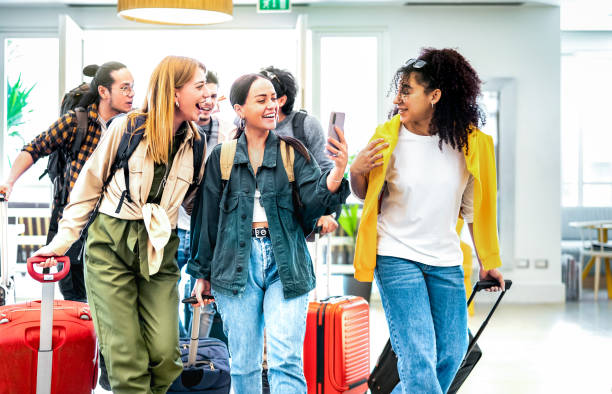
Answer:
[{"left": 350, "top": 139, "right": 389, "bottom": 176}]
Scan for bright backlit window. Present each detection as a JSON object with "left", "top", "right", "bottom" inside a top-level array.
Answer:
[
  {"left": 4, "top": 37, "right": 58, "bottom": 203},
  {"left": 562, "top": 52, "right": 612, "bottom": 207},
  {"left": 84, "top": 29, "right": 297, "bottom": 125}
]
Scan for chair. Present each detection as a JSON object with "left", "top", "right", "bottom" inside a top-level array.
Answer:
[{"left": 576, "top": 223, "right": 612, "bottom": 301}]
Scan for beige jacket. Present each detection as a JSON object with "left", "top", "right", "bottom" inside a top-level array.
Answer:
[{"left": 48, "top": 115, "right": 204, "bottom": 274}]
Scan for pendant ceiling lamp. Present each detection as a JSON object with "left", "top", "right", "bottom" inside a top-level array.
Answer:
[{"left": 117, "top": 0, "right": 233, "bottom": 26}]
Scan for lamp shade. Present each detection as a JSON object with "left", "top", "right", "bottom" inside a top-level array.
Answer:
[{"left": 117, "top": 0, "right": 233, "bottom": 25}]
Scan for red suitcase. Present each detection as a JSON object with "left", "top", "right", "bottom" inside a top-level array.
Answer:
[
  {"left": 303, "top": 229, "right": 370, "bottom": 394},
  {"left": 0, "top": 257, "right": 98, "bottom": 394}
]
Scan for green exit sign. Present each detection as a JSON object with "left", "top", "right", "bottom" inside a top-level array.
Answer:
[{"left": 257, "top": 0, "right": 291, "bottom": 13}]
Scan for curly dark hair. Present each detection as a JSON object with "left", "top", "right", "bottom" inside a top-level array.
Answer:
[
  {"left": 391, "top": 48, "right": 485, "bottom": 152},
  {"left": 260, "top": 66, "right": 298, "bottom": 116}
]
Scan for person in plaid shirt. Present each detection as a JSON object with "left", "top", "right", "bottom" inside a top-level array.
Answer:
[{"left": 0, "top": 61, "right": 134, "bottom": 302}]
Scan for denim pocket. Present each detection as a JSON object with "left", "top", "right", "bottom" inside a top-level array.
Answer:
[{"left": 276, "top": 194, "right": 297, "bottom": 232}]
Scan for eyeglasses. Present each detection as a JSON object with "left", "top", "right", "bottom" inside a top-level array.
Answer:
[{"left": 117, "top": 84, "right": 134, "bottom": 96}]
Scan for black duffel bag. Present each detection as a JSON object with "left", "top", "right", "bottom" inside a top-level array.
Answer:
[{"left": 168, "top": 298, "right": 231, "bottom": 394}]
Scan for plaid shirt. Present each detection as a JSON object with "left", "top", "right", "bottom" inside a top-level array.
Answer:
[{"left": 23, "top": 103, "right": 104, "bottom": 214}]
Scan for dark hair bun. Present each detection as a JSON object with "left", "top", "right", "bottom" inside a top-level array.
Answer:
[{"left": 83, "top": 64, "right": 99, "bottom": 78}]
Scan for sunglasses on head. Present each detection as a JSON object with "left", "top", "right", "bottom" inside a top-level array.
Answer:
[{"left": 404, "top": 58, "right": 427, "bottom": 69}]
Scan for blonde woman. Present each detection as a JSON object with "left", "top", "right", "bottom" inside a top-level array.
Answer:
[{"left": 33, "top": 56, "right": 208, "bottom": 393}]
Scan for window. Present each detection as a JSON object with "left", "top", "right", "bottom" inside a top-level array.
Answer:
[
  {"left": 3, "top": 37, "right": 58, "bottom": 203},
  {"left": 317, "top": 35, "right": 379, "bottom": 156},
  {"left": 562, "top": 51, "right": 612, "bottom": 207},
  {"left": 83, "top": 29, "right": 298, "bottom": 125}
]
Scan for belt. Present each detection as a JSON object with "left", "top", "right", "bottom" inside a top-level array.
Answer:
[{"left": 252, "top": 227, "right": 270, "bottom": 238}]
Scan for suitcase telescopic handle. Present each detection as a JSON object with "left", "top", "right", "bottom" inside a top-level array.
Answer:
[
  {"left": 27, "top": 256, "right": 70, "bottom": 283},
  {"left": 474, "top": 279, "right": 512, "bottom": 293},
  {"left": 465, "top": 278, "right": 512, "bottom": 357}
]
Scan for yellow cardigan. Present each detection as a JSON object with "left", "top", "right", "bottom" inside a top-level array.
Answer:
[{"left": 353, "top": 115, "right": 502, "bottom": 282}]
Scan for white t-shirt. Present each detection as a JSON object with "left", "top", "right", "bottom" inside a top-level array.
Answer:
[{"left": 377, "top": 125, "right": 474, "bottom": 267}]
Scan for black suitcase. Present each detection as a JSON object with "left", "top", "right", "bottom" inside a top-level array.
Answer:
[
  {"left": 368, "top": 279, "right": 512, "bottom": 394},
  {"left": 168, "top": 298, "right": 231, "bottom": 394}
]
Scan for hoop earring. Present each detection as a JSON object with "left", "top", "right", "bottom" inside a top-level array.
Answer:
[
  {"left": 431, "top": 103, "right": 434, "bottom": 109},
  {"left": 175, "top": 100, "right": 179, "bottom": 108}
]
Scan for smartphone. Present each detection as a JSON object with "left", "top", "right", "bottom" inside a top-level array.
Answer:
[{"left": 327, "top": 111, "right": 345, "bottom": 156}]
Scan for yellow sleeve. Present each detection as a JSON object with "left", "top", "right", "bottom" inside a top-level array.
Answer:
[{"left": 471, "top": 132, "right": 502, "bottom": 270}]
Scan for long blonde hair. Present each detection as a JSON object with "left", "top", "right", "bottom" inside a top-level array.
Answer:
[{"left": 141, "top": 56, "right": 205, "bottom": 164}]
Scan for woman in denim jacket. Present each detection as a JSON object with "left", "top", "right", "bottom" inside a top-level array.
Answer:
[{"left": 188, "top": 73, "right": 350, "bottom": 393}]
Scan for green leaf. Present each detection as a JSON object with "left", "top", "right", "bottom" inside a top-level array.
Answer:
[
  {"left": 6, "top": 73, "right": 36, "bottom": 140},
  {"left": 338, "top": 203, "right": 360, "bottom": 238}
]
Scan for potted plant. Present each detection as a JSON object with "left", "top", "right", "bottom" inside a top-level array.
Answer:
[{"left": 6, "top": 74, "right": 35, "bottom": 166}]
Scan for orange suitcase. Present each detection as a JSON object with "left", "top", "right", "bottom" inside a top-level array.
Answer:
[
  {"left": 304, "top": 296, "right": 370, "bottom": 394},
  {"left": 303, "top": 228, "right": 370, "bottom": 394}
]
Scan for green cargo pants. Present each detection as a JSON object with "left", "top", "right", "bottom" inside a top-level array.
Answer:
[{"left": 84, "top": 215, "right": 182, "bottom": 394}]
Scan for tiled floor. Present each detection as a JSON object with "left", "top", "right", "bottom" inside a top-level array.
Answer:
[
  {"left": 458, "top": 291, "right": 612, "bottom": 394},
  {"left": 12, "top": 271, "right": 612, "bottom": 394}
]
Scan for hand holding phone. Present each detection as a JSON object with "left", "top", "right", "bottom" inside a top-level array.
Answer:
[{"left": 327, "top": 112, "right": 345, "bottom": 156}]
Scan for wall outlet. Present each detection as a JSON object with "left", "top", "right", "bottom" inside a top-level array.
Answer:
[
  {"left": 535, "top": 259, "right": 548, "bottom": 269},
  {"left": 515, "top": 258, "right": 529, "bottom": 269}
]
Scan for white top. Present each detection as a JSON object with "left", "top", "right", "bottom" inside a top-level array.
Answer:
[
  {"left": 252, "top": 188, "right": 268, "bottom": 223},
  {"left": 178, "top": 206, "right": 190, "bottom": 231},
  {"left": 377, "top": 124, "right": 474, "bottom": 267}
]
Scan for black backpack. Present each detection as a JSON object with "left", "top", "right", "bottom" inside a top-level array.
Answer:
[
  {"left": 110, "top": 115, "right": 206, "bottom": 214},
  {"left": 42, "top": 107, "right": 88, "bottom": 238},
  {"left": 41, "top": 83, "right": 91, "bottom": 209},
  {"left": 78, "top": 114, "right": 206, "bottom": 253},
  {"left": 292, "top": 109, "right": 308, "bottom": 144}
]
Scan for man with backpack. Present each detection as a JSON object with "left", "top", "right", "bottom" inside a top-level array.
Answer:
[
  {"left": 0, "top": 61, "right": 134, "bottom": 303},
  {"left": 260, "top": 66, "right": 338, "bottom": 234}
]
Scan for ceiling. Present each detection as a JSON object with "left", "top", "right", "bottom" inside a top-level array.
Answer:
[
  {"left": 0, "top": 0, "right": 610, "bottom": 30},
  {"left": 0, "top": 0, "right": 562, "bottom": 5}
]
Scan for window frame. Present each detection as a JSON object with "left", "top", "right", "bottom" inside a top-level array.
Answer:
[
  {"left": 0, "top": 30, "right": 57, "bottom": 193},
  {"left": 309, "top": 28, "right": 388, "bottom": 125}
]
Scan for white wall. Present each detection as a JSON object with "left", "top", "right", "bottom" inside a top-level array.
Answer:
[
  {"left": 0, "top": 3, "right": 563, "bottom": 302},
  {"left": 305, "top": 5, "right": 563, "bottom": 303}
]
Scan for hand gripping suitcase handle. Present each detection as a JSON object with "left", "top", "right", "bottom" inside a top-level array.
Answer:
[
  {"left": 27, "top": 256, "right": 70, "bottom": 283},
  {"left": 474, "top": 279, "right": 512, "bottom": 293}
]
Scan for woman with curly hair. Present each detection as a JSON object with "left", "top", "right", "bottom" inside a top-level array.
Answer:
[{"left": 350, "top": 48, "right": 505, "bottom": 393}]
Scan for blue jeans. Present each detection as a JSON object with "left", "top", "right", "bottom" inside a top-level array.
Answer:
[
  {"left": 177, "top": 229, "right": 214, "bottom": 339},
  {"left": 374, "top": 255, "right": 468, "bottom": 394},
  {"left": 213, "top": 237, "right": 309, "bottom": 394}
]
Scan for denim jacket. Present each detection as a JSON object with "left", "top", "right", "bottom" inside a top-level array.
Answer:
[{"left": 187, "top": 131, "right": 349, "bottom": 299}]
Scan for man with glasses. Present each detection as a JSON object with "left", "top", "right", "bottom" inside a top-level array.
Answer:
[
  {"left": 260, "top": 66, "right": 338, "bottom": 235},
  {"left": 0, "top": 61, "right": 135, "bottom": 304}
]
